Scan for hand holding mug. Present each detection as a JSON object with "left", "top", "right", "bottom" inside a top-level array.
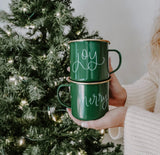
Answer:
[
  {"left": 108, "top": 58, "right": 127, "bottom": 107},
  {"left": 57, "top": 39, "right": 124, "bottom": 121},
  {"left": 67, "top": 58, "right": 127, "bottom": 107},
  {"left": 67, "top": 106, "right": 127, "bottom": 129},
  {"left": 67, "top": 59, "right": 128, "bottom": 129},
  {"left": 57, "top": 77, "right": 110, "bottom": 120}
]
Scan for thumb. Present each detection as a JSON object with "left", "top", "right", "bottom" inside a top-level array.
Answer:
[
  {"left": 108, "top": 57, "right": 120, "bottom": 86},
  {"left": 109, "top": 57, "right": 115, "bottom": 78},
  {"left": 109, "top": 57, "right": 113, "bottom": 73}
]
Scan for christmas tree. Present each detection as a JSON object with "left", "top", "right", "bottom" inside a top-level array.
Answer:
[{"left": 0, "top": 0, "right": 122, "bottom": 154}]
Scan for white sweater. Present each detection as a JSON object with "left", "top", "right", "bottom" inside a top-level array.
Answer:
[{"left": 109, "top": 72, "right": 160, "bottom": 155}]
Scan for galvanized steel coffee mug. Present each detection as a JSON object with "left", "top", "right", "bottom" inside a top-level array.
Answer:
[
  {"left": 57, "top": 77, "right": 110, "bottom": 121},
  {"left": 69, "top": 39, "right": 122, "bottom": 82}
]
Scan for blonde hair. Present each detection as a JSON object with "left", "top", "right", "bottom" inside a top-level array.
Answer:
[
  {"left": 149, "top": 16, "right": 160, "bottom": 75},
  {"left": 151, "top": 16, "right": 160, "bottom": 62}
]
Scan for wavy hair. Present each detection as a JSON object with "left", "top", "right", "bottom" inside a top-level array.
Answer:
[{"left": 151, "top": 16, "right": 160, "bottom": 62}]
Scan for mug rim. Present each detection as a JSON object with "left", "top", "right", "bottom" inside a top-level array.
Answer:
[
  {"left": 66, "top": 77, "right": 111, "bottom": 85},
  {"left": 68, "top": 39, "right": 110, "bottom": 44}
]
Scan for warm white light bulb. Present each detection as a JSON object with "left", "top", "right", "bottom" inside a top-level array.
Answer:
[
  {"left": 21, "top": 99, "right": 28, "bottom": 106},
  {"left": 42, "top": 8, "right": 46, "bottom": 13},
  {"left": 9, "top": 76, "right": 16, "bottom": 82},
  {"left": 76, "top": 30, "right": 81, "bottom": 35},
  {"left": 8, "top": 59, "right": 13, "bottom": 64},
  {"left": 52, "top": 114, "right": 57, "bottom": 122},
  {"left": 54, "top": 81, "right": 57, "bottom": 86},
  {"left": 22, "top": 7, "right": 27, "bottom": 12},
  {"left": 56, "top": 12, "right": 60, "bottom": 17},
  {"left": 19, "top": 76, "right": 23, "bottom": 80},
  {"left": 5, "top": 138, "right": 11, "bottom": 144},
  {"left": 25, "top": 25, "right": 29, "bottom": 29},
  {"left": 30, "top": 25, "right": 35, "bottom": 29},
  {"left": 64, "top": 43, "right": 67, "bottom": 46},
  {"left": 6, "top": 31, "right": 11, "bottom": 36},
  {"left": 100, "top": 129, "right": 105, "bottom": 134},
  {"left": 43, "top": 54, "right": 46, "bottom": 58},
  {"left": 18, "top": 137, "right": 25, "bottom": 146},
  {"left": 50, "top": 50, "right": 53, "bottom": 54}
]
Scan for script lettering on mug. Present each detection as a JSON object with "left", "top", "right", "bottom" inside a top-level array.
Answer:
[
  {"left": 80, "top": 93, "right": 108, "bottom": 110},
  {"left": 72, "top": 49, "right": 105, "bottom": 73}
]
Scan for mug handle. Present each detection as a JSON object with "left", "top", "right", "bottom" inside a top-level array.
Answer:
[
  {"left": 108, "top": 49, "right": 122, "bottom": 74},
  {"left": 57, "top": 84, "right": 71, "bottom": 108}
]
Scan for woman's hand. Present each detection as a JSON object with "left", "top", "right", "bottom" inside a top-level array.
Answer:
[
  {"left": 67, "top": 107, "right": 127, "bottom": 129},
  {"left": 109, "top": 58, "right": 127, "bottom": 106},
  {"left": 67, "top": 58, "right": 127, "bottom": 107},
  {"left": 67, "top": 58, "right": 128, "bottom": 129}
]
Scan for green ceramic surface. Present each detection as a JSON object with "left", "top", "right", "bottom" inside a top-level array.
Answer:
[
  {"left": 57, "top": 78, "right": 110, "bottom": 120},
  {"left": 69, "top": 39, "right": 121, "bottom": 82}
]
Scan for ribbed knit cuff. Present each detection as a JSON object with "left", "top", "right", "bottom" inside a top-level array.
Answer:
[
  {"left": 108, "top": 106, "right": 124, "bottom": 140},
  {"left": 108, "top": 127, "right": 124, "bottom": 140},
  {"left": 124, "top": 106, "right": 160, "bottom": 155},
  {"left": 123, "top": 85, "right": 135, "bottom": 107}
]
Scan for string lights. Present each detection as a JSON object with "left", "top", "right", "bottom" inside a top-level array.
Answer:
[
  {"left": 6, "top": 30, "right": 11, "bottom": 36},
  {"left": 18, "top": 137, "right": 25, "bottom": 146}
]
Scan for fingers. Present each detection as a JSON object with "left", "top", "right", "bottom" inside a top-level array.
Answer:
[
  {"left": 109, "top": 57, "right": 116, "bottom": 79},
  {"left": 109, "top": 58, "right": 117, "bottom": 87},
  {"left": 109, "top": 57, "right": 113, "bottom": 73},
  {"left": 67, "top": 108, "right": 96, "bottom": 129},
  {"left": 109, "top": 98, "right": 121, "bottom": 107},
  {"left": 67, "top": 108, "right": 95, "bottom": 129},
  {"left": 67, "top": 108, "right": 82, "bottom": 126},
  {"left": 67, "top": 108, "right": 110, "bottom": 130},
  {"left": 81, "top": 113, "right": 111, "bottom": 130},
  {"left": 67, "top": 67, "right": 70, "bottom": 72}
]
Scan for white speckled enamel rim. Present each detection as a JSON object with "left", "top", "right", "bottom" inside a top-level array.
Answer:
[
  {"left": 68, "top": 39, "right": 110, "bottom": 44},
  {"left": 66, "top": 77, "right": 111, "bottom": 85}
]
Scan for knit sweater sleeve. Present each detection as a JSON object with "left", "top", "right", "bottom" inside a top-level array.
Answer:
[
  {"left": 108, "top": 73, "right": 158, "bottom": 140},
  {"left": 124, "top": 72, "right": 158, "bottom": 111},
  {"left": 124, "top": 106, "right": 160, "bottom": 154}
]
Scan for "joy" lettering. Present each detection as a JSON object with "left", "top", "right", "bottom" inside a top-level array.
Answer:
[{"left": 72, "top": 49, "right": 105, "bottom": 73}]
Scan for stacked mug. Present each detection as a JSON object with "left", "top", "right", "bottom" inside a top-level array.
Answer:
[{"left": 57, "top": 39, "right": 122, "bottom": 120}]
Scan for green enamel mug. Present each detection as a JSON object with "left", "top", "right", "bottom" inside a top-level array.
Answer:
[
  {"left": 57, "top": 77, "right": 110, "bottom": 121},
  {"left": 69, "top": 39, "right": 122, "bottom": 82}
]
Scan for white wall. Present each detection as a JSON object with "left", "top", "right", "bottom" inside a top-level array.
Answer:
[
  {"left": 0, "top": 0, "right": 10, "bottom": 12},
  {"left": 1, "top": 0, "right": 160, "bottom": 84},
  {"left": 71, "top": 0, "right": 160, "bottom": 84}
]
